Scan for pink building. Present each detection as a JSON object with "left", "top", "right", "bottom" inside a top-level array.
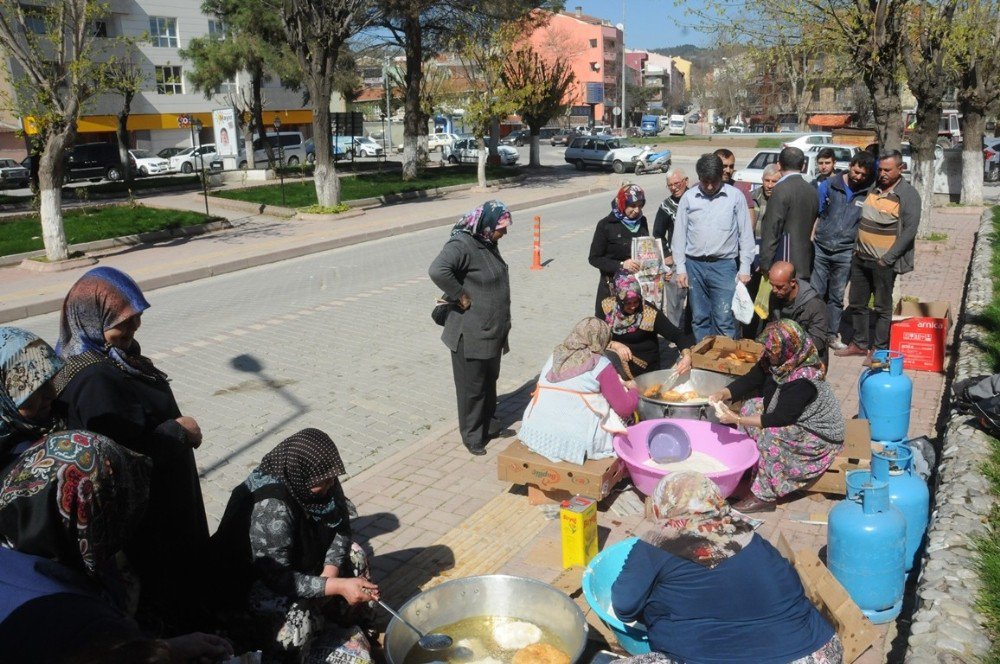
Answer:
[{"left": 527, "top": 7, "right": 623, "bottom": 127}]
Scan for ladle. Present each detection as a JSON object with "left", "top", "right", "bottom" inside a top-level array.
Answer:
[{"left": 374, "top": 599, "right": 456, "bottom": 652}]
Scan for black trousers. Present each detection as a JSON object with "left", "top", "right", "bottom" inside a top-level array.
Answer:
[
  {"left": 451, "top": 336, "right": 502, "bottom": 450},
  {"left": 847, "top": 255, "right": 897, "bottom": 350}
]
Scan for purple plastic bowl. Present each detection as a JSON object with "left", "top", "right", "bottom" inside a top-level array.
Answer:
[
  {"left": 613, "top": 418, "right": 760, "bottom": 497},
  {"left": 646, "top": 421, "right": 691, "bottom": 464}
]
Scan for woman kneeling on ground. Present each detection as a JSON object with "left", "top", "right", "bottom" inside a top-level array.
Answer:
[
  {"left": 611, "top": 472, "right": 842, "bottom": 664},
  {"left": 709, "top": 320, "right": 844, "bottom": 513},
  {"left": 211, "top": 428, "right": 379, "bottom": 664},
  {"left": 519, "top": 318, "right": 639, "bottom": 465},
  {"left": 603, "top": 268, "right": 693, "bottom": 378}
]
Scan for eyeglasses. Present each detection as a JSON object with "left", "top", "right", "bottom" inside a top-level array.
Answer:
[{"left": 667, "top": 179, "right": 688, "bottom": 188}]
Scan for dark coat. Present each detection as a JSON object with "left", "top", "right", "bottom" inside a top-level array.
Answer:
[
  {"left": 428, "top": 232, "right": 511, "bottom": 360},
  {"left": 588, "top": 211, "right": 649, "bottom": 315},
  {"left": 768, "top": 279, "right": 830, "bottom": 364},
  {"left": 759, "top": 174, "right": 819, "bottom": 279}
]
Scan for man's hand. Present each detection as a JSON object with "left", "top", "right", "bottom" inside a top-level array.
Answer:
[
  {"left": 175, "top": 416, "right": 203, "bottom": 448},
  {"left": 457, "top": 293, "right": 472, "bottom": 310},
  {"left": 675, "top": 274, "right": 688, "bottom": 289},
  {"left": 738, "top": 273, "right": 751, "bottom": 284}
]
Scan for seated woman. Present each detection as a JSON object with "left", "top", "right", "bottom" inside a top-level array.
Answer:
[
  {"left": 611, "top": 472, "right": 842, "bottom": 664},
  {"left": 709, "top": 320, "right": 845, "bottom": 513},
  {"left": 211, "top": 428, "right": 380, "bottom": 664},
  {"left": 0, "top": 327, "right": 62, "bottom": 471},
  {"left": 519, "top": 318, "right": 639, "bottom": 465},
  {"left": 602, "top": 268, "right": 693, "bottom": 378},
  {"left": 52, "top": 266, "right": 209, "bottom": 624}
]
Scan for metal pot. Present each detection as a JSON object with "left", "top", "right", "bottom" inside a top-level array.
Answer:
[
  {"left": 383, "top": 575, "right": 588, "bottom": 663},
  {"left": 634, "top": 368, "right": 733, "bottom": 423}
]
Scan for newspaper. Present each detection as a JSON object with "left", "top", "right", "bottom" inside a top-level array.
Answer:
[{"left": 631, "top": 236, "right": 669, "bottom": 305}]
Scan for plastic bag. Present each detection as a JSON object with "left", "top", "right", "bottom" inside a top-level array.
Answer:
[
  {"left": 754, "top": 276, "right": 772, "bottom": 319},
  {"left": 731, "top": 280, "right": 754, "bottom": 325}
]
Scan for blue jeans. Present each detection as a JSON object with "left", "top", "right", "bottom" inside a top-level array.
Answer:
[
  {"left": 810, "top": 245, "right": 853, "bottom": 337},
  {"left": 686, "top": 257, "right": 738, "bottom": 341}
]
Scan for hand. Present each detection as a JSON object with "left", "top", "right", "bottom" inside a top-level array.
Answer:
[
  {"left": 622, "top": 259, "right": 641, "bottom": 272},
  {"left": 622, "top": 380, "right": 637, "bottom": 391},
  {"left": 675, "top": 274, "right": 688, "bottom": 289},
  {"left": 164, "top": 633, "right": 233, "bottom": 664},
  {"left": 877, "top": 258, "right": 888, "bottom": 268},
  {"left": 674, "top": 354, "right": 692, "bottom": 375},
  {"left": 664, "top": 256, "right": 674, "bottom": 266},
  {"left": 329, "top": 576, "right": 380, "bottom": 605},
  {"left": 715, "top": 405, "right": 739, "bottom": 425},
  {"left": 457, "top": 293, "right": 472, "bottom": 310},
  {"left": 609, "top": 341, "right": 633, "bottom": 363},
  {"left": 175, "top": 416, "right": 203, "bottom": 448},
  {"left": 737, "top": 273, "right": 751, "bottom": 284},
  {"left": 708, "top": 388, "right": 732, "bottom": 404}
]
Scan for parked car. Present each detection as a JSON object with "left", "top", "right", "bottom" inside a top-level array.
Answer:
[
  {"left": 0, "top": 158, "right": 30, "bottom": 189},
  {"left": 782, "top": 133, "right": 832, "bottom": 150},
  {"left": 350, "top": 136, "right": 384, "bottom": 158},
  {"left": 427, "top": 133, "right": 459, "bottom": 152},
  {"left": 550, "top": 128, "right": 579, "bottom": 146},
  {"left": 734, "top": 149, "right": 817, "bottom": 187},
  {"left": 538, "top": 127, "right": 561, "bottom": 141},
  {"left": 563, "top": 136, "right": 643, "bottom": 173},
  {"left": 805, "top": 143, "right": 861, "bottom": 172},
  {"left": 722, "top": 125, "right": 746, "bottom": 134},
  {"left": 984, "top": 137, "right": 1000, "bottom": 183},
  {"left": 252, "top": 131, "right": 307, "bottom": 166},
  {"left": 302, "top": 137, "right": 345, "bottom": 164},
  {"left": 500, "top": 129, "right": 530, "bottom": 147},
  {"left": 169, "top": 144, "right": 218, "bottom": 173},
  {"left": 445, "top": 138, "right": 519, "bottom": 166},
  {"left": 590, "top": 124, "right": 612, "bottom": 136},
  {"left": 66, "top": 142, "right": 134, "bottom": 182},
  {"left": 129, "top": 149, "right": 170, "bottom": 176},
  {"left": 157, "top": 147, "right": 185, "bottom": 160}
]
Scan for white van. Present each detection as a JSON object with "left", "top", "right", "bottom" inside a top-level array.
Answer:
[
  {"left": 668, "top": 115, "right": 686, "bottom": 136},
  {"left": 253, "top": 131, "right": 306, "bottom": 166}
]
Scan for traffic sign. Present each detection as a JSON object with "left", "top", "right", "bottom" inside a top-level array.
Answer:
[
  {"left": 178, "top": 114, "right": 190, "bottom": 127},
  {"left": 612, "top": 107, "right": 622, "bottom": 116}
]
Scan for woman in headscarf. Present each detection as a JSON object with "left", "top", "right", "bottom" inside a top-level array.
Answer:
[
  {"left": 211, "top": 428, "right": 379, "bottom": 664},
  {"left": 612, "top": 472, "right": 842, "bottom": 664},
  {"left": 0, "top": 327, "right": 63, "bottom": 470},
  {"left": 589, "top": 184, "right": 650, "bottom": 317},
  {"left": 52, "top": 266, "right": 209, "bottom": 627},
  {"left": 603, "top": 267, "right": 693, "bottom": 378},
  {"left": 429, "top": 200, "right": 513, "bottom": 456},
  {"left": 709, "top": 320, "right": 845, "bottom": 513},
  {"left": 519, "top": 318, "right": 639, "bottom": 465}
]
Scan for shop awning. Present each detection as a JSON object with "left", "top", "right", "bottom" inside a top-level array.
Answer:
[{"left": 808, "top": 114, "right": 852, "bottom": 128}]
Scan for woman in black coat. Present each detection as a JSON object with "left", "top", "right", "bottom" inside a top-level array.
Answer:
[{"left": 589, "top": 184, "right": 649, "bottom": 317}]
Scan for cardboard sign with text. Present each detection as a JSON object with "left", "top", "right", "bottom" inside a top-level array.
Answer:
[
  {"left": 497, "top": 440, "right": 625, "bottom": 501},
  {"left": 889, "top": 300, "right": 952, "bottom": 372}
]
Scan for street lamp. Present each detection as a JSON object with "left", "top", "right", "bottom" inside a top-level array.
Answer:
[
  {"left": 273, "top": 115, "right": 285, "bottom": 207},
  {"left": 192, "top": 118, "right": 210, "bottom": 216}
]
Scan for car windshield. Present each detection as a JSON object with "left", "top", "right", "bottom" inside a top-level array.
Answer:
[
  {"left": 607, "top": 139, "right": 630, "bottom": 149},
  {"left": 0, "top": 159, "right": 18, "bottom": 167},
  {"left": 176, "top": 148, "right": 195, "bottom": 156},
  {"left": 131, "top": 150, "right": 153, "bottom": 159},
  {"left": 357, "top": 137, "right": 376, "bottom": 145}
]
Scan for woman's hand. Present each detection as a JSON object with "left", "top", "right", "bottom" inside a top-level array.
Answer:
[
  {"left": 175, "top": 416, "right": 203, "bottom": 448},
  {"left": 327, "top": 576, "right": 380, "bottom": 605},
  {"left": 457, "top": 293, "right": 472, "bottom": 310},
  {"left": 715, "top": 405, "right": 739, "bottom": 425},
  {"left": 674, "top": 352, "right": 692, "bottom": 375},
  {"left": 609, "top": 341, "right": 633, "bottom": 363},
  {"left": 164, "top": 632, "right": 233, "bottom": 663},
  {"left": 622, "top": 379, "right": 637, "bottom": 391},
  {"left": 708, "top": 388, "right": 732, "bottom": 404},
  {"left": 622, "top": 259, "right": 641, "bottom": 272}
]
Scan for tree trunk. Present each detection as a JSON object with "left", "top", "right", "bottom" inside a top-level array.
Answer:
[
  {"left": 401, "top": 11, "right": 423, "bottom": 181},
  {"left": 115, "top": 110, "right": 132, "bottom": 182},
  {"left": 252, "top": 67, "right": 274, "bottom": 166},
  {"left": 477, "top": 137, "right": 487, "bottom": 188},
  {"left": 38, "top": 132, "right": 73, "bottom": 261},
  {"left": 959, "top": 111, "right": 985, "bottom": 205},
  {"left": 530, "top": 134, "right": 540, "bottom": 167},
  {"left": 870, "top": 75, "right": 903, "bottom": 151},
  {"left": 310, "top": 79, "right": 339, "bottom": 207},
  {"left": 909, "top": 98, "right": 943, "bottom": 231}
]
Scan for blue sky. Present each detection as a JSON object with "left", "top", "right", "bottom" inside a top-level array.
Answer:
[{"left": 565, "top": 0, "right": 712, "bottom": 49}]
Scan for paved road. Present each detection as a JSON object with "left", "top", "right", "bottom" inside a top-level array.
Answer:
[{"left": 14, "top": 181, "right": 672, "bottom": 526}]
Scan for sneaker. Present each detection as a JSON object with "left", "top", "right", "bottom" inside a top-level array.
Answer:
[
  {"left": 828, "top": 335, "right": 847, "bottom": 351},
  {"left": 834, "top": 343, "right": 868, "bottom": 358}
]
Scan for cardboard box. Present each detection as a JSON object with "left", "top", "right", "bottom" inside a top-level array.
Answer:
[
  {"left": 777, "top": 534, "right": 879, "bottom": 664},
  {"left": 497, "top": 440, "right": 626, "bottom": 501},
  {"left": 806, "top": 419, "right": 872, "bottom": 496},
  {"left": 690, "top": 336, "right": 763, "bottom": 376},
  {"left": 889, "top": 300, "right": 952, "bottom": 372}
]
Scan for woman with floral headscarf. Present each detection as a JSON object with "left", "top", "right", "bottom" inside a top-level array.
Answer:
[
  {"left": 602, "top": 267, "right": 693, "bottom": 378},
  {"left": 612, "top": 472, "right": 842, "bottom": 664},
  {"left": 519, "top": 318, "right": 639, "bottom": 464},
  {"left": 0, "top": 327, "right": 63, "bottom": 469},
  {"left": 52, "top": 266, "right": 209, "bottom": 628},
  {"left": 589, "top": 184, "right": 650, "bottom": 317},
  {"left": 709, "top": 320, "right": 845, "bottom": 513},
  {"left": 429, "top": 201, "right": 513, "bottom": 455},
  {"left": 211, "top": 428, "right": 379, "bottom": 663}
]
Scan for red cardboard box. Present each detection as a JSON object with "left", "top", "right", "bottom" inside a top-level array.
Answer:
[{"left": 889, "top": 300, "right": 952, "bottom": 372}]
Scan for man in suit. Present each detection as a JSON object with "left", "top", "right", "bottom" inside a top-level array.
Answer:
[{"left": 758, "top": 147, "right": 820, "bottom": 280}]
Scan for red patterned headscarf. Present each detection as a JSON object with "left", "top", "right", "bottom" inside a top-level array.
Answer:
[{"left": 756, "top": 320, "right": 825, "bottom": 384}]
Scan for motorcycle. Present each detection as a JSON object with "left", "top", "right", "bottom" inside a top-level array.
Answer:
[{"left": 633, "top": 145, "right": 672, "bottom": 175}]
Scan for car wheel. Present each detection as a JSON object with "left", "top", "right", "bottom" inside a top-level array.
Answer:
[
  {"left": 612, "top": 160, "right": 625, "bottom": 174},
  {"left": 306, "top": 153, "right": 315, "bottom": 164},
  {"left": 575, "top": 159, "right": 586, "bottom": 171},
  {"left": 448, "top": 155, "right": 459, "bottom": 165},
  {"left": 287, "top": 156, "right": 299, "bottom": 166},
  {"left": 346, "top": 149, "right": 355, "bottom": 159},
  {"left": 634, "top": 162, "right": 646, "bottom": 175},
  {"left": 181, "top": 162, "right": 193, "bottom": 174},
  {"left": 106, "top": 166, "right": 122, "bottom": 181},
  {"left": 988, "top": 165, "right": 1000, "bottom": 183},
  {"left": 138, "top": 166, "right": 148, "bottom": 177}
]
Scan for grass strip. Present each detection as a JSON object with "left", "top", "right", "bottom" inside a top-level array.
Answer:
[{"left": 0, "top": 204, "right": 217, "bottom": 257}]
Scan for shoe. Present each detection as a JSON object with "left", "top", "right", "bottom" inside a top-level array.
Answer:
[
  {"left": 489, "top": 427, "right": 516, "bottom": 440},
  {"left": 861, "top": 349, "right": 874, "bottom": 367},
  {"left": 464, "top": 442, "right": 488, "bottom": 456},
  {"left": 731, "top": 495, "right": 777, "bottom": 513},
  {"left": 834, "top": 342, "right": 868, "bottom": 358},
  {"left": 828, "top": 335, "right": 847, "bottom": 351}
]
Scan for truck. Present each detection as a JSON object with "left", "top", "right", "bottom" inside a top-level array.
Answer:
[
  {"left": 668, "top": 114, "right": 686, "bottom": 136},
  {"left": 903, "top": 109, "right": 961, "bottom": 148},
  {"left": 640, "top": 115, "right": 662, "bottom": 137}
]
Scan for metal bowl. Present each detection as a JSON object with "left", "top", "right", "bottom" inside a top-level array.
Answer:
[
  {"left": 383, "top": 575, "right": 589, "bottom": 663},
  {"left": 635, "top": 368, "right": 734, "bottom": 422}
]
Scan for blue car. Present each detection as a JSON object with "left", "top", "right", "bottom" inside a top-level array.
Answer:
[{"left": 304, "top": 137, "right": 345, "bottom": 164}]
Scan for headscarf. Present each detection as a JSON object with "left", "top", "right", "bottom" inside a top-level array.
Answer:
[
  {"left": 546, "top": 318, "right": 612, "bottom": 383},
  {"left": 604, "top": 268, "right": 648, "bottom": 336},
  {"left": 0, "top": 431, "right": 151, "bottom": 597},
  {"left": 1, "top": 328, "right": 63, "bottom": 451},
  {"left": 451, "top": 200, "right": 512, "bottom": 244},
  {"left": 641, "top": 471, "right": 755, "bottom": 569},
  {"left": 611, "top": 184, "right": 645, "bottom": 233},
  {"left": 56, "top": 267, "right": 166, "bottom": 382},
  {"left": 249, "top": 428, "right": 353, "bottom": 525},
  {"left": 756, "top": 320, "right": 824, "bottom": 384}
]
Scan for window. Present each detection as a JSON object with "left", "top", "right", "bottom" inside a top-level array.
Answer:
[
  {"left": 155, "top": 65, "right": 183, "bottom": 94},
  {"left": 92, "top": 19, "right": 108, "bottom": 37},
  {"left": 589, "top": 38, "right": 597, "bottom": 48},
  {"left": 21, "top": 5, "right": 46, "bottom": 33},
  {"left": 811, "top": 87, "right": 820, "bottom": 102},
  {"left": 149, "top": 17, "right": 178, "bottom": 47},
  {"left": 207, "top": 19, "right": 224, "bottom": 38}
]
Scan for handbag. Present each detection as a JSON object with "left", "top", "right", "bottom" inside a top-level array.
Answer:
[{"left": 431, "top": 297, "right": 452, "bottom": 326}]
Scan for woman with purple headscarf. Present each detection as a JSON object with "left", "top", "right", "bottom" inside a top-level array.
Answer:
[
  {"left": 52, "top": 266, "right": 209, "bottom": 631},
  {"left": 589, "top": 184, "right": 649, "bottom": 317}
]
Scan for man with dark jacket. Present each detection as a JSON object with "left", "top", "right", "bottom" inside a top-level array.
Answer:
[
  {"left": 767, "top": 261, "right": 830, "bottom": 364},
  {"left": 811, "top": 151, "right": 875, "bottom": 350},
  {"left": 759, "top": 147, "right": 819, "bottom": 279}
]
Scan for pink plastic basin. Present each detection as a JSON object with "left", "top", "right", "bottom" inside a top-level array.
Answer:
[{"left": 613, "top": 418, "right": 760, "bottom": 497}]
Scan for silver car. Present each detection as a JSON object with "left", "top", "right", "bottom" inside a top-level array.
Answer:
[{"left": 445, "top": 138, "right": 519, "bottom": 166}]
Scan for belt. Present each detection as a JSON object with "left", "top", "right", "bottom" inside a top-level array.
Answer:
[{"left": 686, "top": 254, "right": 724, "bottom": 263}]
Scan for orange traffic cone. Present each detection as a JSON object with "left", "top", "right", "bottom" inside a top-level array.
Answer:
[{"left": 530, "top": 215, "right": 543, "bottom": 271}]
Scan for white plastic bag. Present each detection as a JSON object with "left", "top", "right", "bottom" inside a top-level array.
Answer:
[{"left": 731, "top": 279, "right": 754, "bottom": 325}]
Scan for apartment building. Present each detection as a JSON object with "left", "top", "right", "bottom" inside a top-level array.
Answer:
[
  {"left": 627, "top": 50, "right": 685, "bottom": 112},
  {"left": 2, "top": 0, "right": 333, "bottom": 158}
]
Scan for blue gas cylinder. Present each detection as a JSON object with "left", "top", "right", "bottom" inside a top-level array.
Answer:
[
  {"left": 828, "top": 470, "right": 906, "bottom": 624},
  {"left": 872, "top": 443, "right": 930, "bottom": 572},
  {"left": 859, "top": 350, "right": 913, "bottom": 442}
]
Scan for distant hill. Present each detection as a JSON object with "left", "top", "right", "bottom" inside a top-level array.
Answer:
[{"left": 652, "top": 44, "right": 710, "bottom": 58}]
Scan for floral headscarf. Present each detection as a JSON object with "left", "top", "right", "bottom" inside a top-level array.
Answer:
[
  {"left": 547, "top": 318, "right": 612, "bottom": 383},
  {"left": 756, "top": 320, "right": 824, "bottom": 384},
  {"left": 604, "top": 268, "right": 648, "bottom": 335},
  {"left": 611, "top": 184, "right": 645, "bottom": 233},
  {"left": 451, "top": 200, "right": 512, "bottom": 244},
  {"left": 0, "top": 327, "right": 63, "bottom": 452},
  {"left": 641, "top": 471, "right": 755, "bottom": 568}
]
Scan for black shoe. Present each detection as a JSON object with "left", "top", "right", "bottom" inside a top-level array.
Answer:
[
  {"left": 489, "top": 427, "right": 516, "bottom": 440},
  {"left": 464, "top": 441, "right": 488, "bottom": 456}
]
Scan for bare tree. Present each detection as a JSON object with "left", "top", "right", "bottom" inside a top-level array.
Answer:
[
  {"left": 103, "top": 53, "right": 144, "bottom": 182},
  {"left": 501, "top": 45, "right": 575, "bottom": 167}
]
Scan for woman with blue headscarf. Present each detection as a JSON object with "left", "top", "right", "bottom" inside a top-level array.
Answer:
[
  {"left": 52, "top": 266, "right": 209, "bottom": 631},
  {"left": 429, "top": 201, "right": 513, "bottom": 455},
  {"left": 0, "top": 327, "right": 63, "bottom": 469},
  {"left": 589, "top": 184, "right": 649, "bottom": 317}
]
